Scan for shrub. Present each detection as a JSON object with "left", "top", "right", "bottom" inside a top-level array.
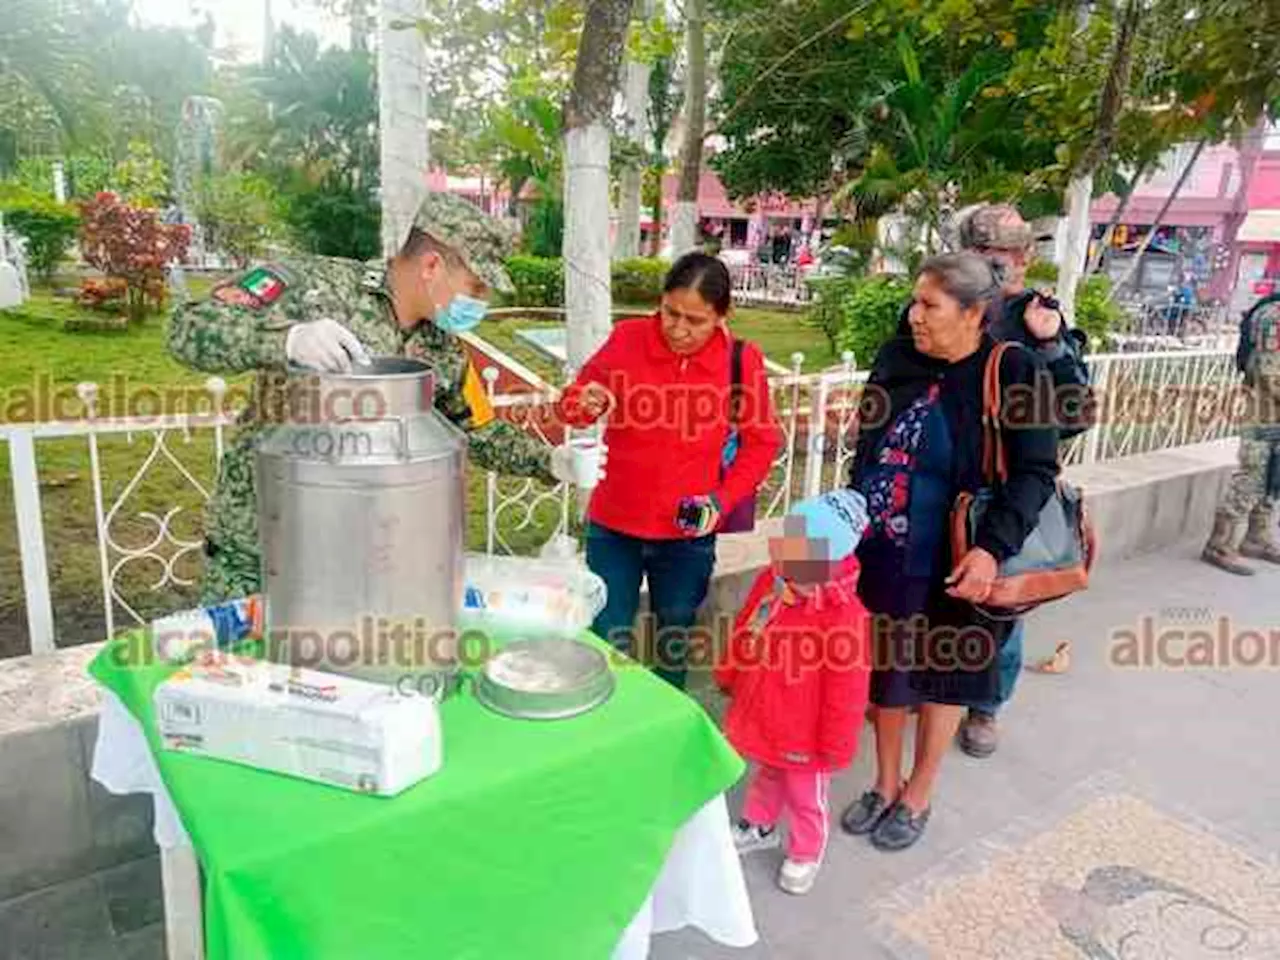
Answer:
[
  {"left": 504, "top": 256, "right": 564, "bottom": 308},
  {"left": 1073, "top": 275, "right": 1124, "bottom": 353},
  {"left": 194, "top": 173, "right": 279, "bottom": 267},
  {"left": 500, "top": 257, "right": 671, "bottom": 308},
  {"left": 284, "top": 179, "right": 380, "bottom": 261},
  {"left": 611, "top": 257, "right": 668, "bottom": 305},
  {"left": 0, "top": 185, "right": 80, "bottom": 280},
  {"left": 78, "top": 192, "right": 191, "bottom": 323},
  {"left": 804, "top": 276, "right": 861, "bottom": 355},
  {"left": 523, "top": 200, "right": 564, "bottom": 258},
  {"left": 114, "top": 141, "right": 169, "bottom": 208},
  {"left": 833, "top": 276, "right": 912, "bottom": 369},
  {"left": 15, "top": 154, "right": 114, "bottom": 201},
  {"left": 76, "top": 276, "right": 129, "bottom": 312},
  {"left": 1026, "top": 260, "right": 1060, "bottom": 287}
]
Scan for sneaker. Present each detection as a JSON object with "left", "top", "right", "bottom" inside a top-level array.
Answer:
[
  {"left": 959, "top": 713, "right": 1000, "bottom": 758},
  {"left": 870, "top": 801, "right": 931, "bottom": 852},
  {"left": 732, "top": 820, "right": 781, "bottom": 856},
  {"left": 777, "top": 858, "right": 821, "bottom": 895},
  {"left": 840, "top": 789, "right": 893, "bottom": 835}
]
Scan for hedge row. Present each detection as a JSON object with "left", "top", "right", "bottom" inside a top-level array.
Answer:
[{"left": 503, "top": 256, "right": 669, "bottom": 308}]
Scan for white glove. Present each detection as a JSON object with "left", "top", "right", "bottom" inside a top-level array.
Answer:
[
  {"left": 285, "top": 319, "right": 371, "bottom": 372},
  {"left": 550, "top": 440, "right": 608, "bottom": 489}
]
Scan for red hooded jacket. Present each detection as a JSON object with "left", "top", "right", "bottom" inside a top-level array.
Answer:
[
  {"left": 714, "top": 556, "right": 871, "bottom": 772},
  {"left": 557, "top": 315, "right": 782, "bottom": 540}
]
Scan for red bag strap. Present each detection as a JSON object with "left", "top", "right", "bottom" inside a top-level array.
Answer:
[{"left": 981, "top": 342, "right": 1014, "bottom": 485}]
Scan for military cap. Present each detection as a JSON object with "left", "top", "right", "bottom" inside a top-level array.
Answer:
[
  {"left": 411, "top": 192, "right": 515, "bottom": 295},
  {"left": 958, "top": 202, "right": 1033, "bottom": 252}
]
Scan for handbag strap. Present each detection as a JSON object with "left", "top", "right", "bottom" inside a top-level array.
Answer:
[
  {"left": 980, "top": 341, "right": 1017, "bottom": 485},
  {"left": 729, "top": 338, "right": 745, "bottom": 426}
]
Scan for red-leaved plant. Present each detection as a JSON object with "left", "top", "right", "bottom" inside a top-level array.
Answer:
[{"left": 78, "top": 192, "right": 191, "bottom": 322}]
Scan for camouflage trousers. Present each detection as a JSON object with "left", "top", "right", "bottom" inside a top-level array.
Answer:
[
  {"left": 1216, "top": 435, "right": 1280, "bottom": 522},
  {"left": 199, "top": 429, "right": 265, "bottom": 604}
]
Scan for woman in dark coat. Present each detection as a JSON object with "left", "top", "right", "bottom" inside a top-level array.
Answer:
[{"left": 838, "top": 252, "right": 1060, "bottom": 851}]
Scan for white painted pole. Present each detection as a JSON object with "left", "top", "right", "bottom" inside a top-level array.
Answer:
[
  {"left": 9, "top": 431, "right": 56, "bottom": 655},
  {"left": 377, "top": 0, "right": 430, "bottom": 257}
]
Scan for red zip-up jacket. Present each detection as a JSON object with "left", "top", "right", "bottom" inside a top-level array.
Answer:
[
  {"left": 714, "top": 557, "right": 871, "bottom": 772},
  {"left": 557, "top": 315, "right": 782, "bottom": 540}
]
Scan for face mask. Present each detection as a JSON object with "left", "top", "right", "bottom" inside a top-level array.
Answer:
[{"left": 433, "top": 293, "right": 488, "bottom": 333}]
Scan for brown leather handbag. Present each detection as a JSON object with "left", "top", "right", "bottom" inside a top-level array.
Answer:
[{"left": 950, "top": 342, "right": 1097, "bottom": 616}]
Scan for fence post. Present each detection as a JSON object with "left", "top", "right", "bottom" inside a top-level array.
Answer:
[
  {"left": 804, "top": 375, "right": 829, "bottom": 498},
  {"left": 9, "top": 430, "right": 56, "bottom": 655},
  {"left": 1085, "top": 357, "right": 1109, "bottom": 464}
]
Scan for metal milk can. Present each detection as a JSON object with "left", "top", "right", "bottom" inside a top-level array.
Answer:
[{"left": 256, "top": 357, "right": 466, "bottom": 688}]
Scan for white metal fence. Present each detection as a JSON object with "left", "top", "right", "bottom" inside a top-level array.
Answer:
[
  {"left": 0, "top": 347, "right": 1240, "bottom": 659},
  {"left": 727, "top": 264, "right": 813, "bottom": 307}
]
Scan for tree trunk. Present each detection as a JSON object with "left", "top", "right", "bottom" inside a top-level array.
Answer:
[
  {"left": 650, "top": 169, "right": 664, "bottom": 256},
  {"left": 1055, "top": 0, "right": 1142, "bottom": 324},
  {"left": 1056, "top": 173, "right": 1094, "bottom": 322},
  {"left": 1086, "top": 158, "right": 1150, "bottom": 276},
  {"left": 1112, "top": 139, "right": 1208, "bottom": 297},
  {"left": 616, "top": 0, "right": 653, "bottom": 260},
  {"left": 377, "top": 0, "right": 430, "bottom": 257},
  {"left": 564, "top": 0, "right": 635, "bottom": 369},
  {"left": 669, "top": 0, "right": 705, "bottom": 259}
]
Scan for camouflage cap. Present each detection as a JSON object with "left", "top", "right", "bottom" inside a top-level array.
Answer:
[
  {"left": 958, "top": 202, "right": 1033, "bottom": 252},
  {"left": 411, "top": 192, "right": 515, "bottom": 295}
]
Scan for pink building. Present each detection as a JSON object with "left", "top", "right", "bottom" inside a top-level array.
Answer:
[{"left": 1088, "top": 130, "right": 1280, "bottom": 309}]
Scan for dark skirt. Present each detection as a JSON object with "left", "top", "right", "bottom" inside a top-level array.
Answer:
[{"left": 858, "top": 539, "right": 1011, "bottom": 709}]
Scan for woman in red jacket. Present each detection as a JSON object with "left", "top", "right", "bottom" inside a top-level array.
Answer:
[
  {"left": 559, "top": 253, "right": 782, "bottom": 689},
  {"left": 715, "top": 489, "right": 872, "bottom": 895}
]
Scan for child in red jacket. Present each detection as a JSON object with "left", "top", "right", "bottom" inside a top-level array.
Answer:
[{"left": 715, "top": 489, "right": 871, "bottom": 895}]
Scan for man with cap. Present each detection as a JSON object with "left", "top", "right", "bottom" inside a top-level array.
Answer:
[
  {"left": 169, "top": 192, "right": 599, "bottom": 603},
  {"left": 952, "top": 202, "right": 1092, "bottom": 759}
]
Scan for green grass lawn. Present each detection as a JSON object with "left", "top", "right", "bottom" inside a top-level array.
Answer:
[
  {"left": 0, "top": 281, "right": 826, "bottom": 656},
  {"left": 476, "top": 303, "right": 835, "bottom": 384}
]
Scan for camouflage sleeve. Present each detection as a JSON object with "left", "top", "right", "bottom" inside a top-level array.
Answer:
[
  {"left": 407, "top": 324, "right": 556, "bottom": 483},
  {"left": 166, "top": 264, "right": 299, "bottom": 374}
]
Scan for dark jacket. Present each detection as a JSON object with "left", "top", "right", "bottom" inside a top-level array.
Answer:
[
  {"left": 849, "top": 332, "right": 1060, "bottom": 564},
  {"left": 896, "top": 291, "right": 1092, "bottom": 438}
]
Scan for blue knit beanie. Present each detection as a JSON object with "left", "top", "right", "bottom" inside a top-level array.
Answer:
[{"left": 785, "top": 490, "right": 870, "bottom": 562}]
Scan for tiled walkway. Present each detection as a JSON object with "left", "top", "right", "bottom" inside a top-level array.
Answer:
[{"left": 657, "top": 546, "right": 1280, "bottom": 959}]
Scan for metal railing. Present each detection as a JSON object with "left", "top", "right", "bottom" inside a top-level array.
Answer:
[
  {"left": 0, "top": 347, "right": 1241, "bottom": 659},
  {"left": 727, "top": 264, "right": 813, "bottom": 306}
]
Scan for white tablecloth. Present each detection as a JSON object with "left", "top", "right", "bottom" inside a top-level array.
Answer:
[{"left": 90, "top": 691, "right": 758, "bottom": 960}]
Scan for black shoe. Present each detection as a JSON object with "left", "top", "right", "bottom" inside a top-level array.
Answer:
[
  {"left": 870, "top": 800, "right": 931, "bottom": 851},
  {"left": 840, "top": 789, "right": 893, "bottom": 836}
]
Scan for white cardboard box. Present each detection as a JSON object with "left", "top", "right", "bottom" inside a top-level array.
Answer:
[{"left": 154, "top": 656, "right": 442, "bottom": 796}]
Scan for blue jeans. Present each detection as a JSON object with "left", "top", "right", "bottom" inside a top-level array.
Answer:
[
  {"left": 585, "top": 522, "right": 716, "bottom": 690},
  {"left": 971, "top": 620, "right": 1025, "bottom": 718}
]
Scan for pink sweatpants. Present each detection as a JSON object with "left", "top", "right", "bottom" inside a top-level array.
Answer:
[{"left": 741, "top": 764, "right": 831, "bottom": 863}]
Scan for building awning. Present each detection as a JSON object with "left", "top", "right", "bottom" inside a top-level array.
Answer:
[{"left": 1238, "top": 210, "right": 1280, "bottom": 243}]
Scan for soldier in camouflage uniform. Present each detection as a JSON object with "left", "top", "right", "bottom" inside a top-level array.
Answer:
[
  {"left": 1202, "top": 292, "right": 1280, "bottom": 575},
  {"left": 169, "top": 192, "right": 591, "bottom": 603}
]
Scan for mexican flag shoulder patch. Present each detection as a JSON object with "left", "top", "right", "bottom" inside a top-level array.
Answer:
[{"left": 212, "top": 265, "right": 290, "bottom": 310}]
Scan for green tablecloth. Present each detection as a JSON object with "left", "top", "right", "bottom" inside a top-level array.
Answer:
[{"left": 90, "top": 632, "right": 744, "bottom": 960}]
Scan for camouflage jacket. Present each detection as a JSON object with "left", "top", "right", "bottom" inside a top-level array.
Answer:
[
  {"left": 1243, "top": 296, "right": 1280, "bottom": 441},
  {"left": 167, "top": 254, "right": 555, "bottom": 481}
]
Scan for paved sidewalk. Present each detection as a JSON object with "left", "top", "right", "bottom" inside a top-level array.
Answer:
[{"left": 656, "top": 545, "right": 1280, "bottom": 959}]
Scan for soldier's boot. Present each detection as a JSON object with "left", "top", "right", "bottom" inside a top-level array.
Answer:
[
  {"left": 1201, "top": 512, "right": 1255, "bottom": 576},
  {"left": 1238, "top": 508, "right": 1280, "bottom": 565}
]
